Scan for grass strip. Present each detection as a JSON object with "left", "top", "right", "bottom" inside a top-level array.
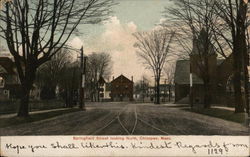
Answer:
[{"left": 0, "top": 108, "right": 81, "bottom": 128}]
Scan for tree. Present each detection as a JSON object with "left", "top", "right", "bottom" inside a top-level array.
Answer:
[
  {"left": 134, "top": 75, "right": 150, "bottom": 102},
  {"left": 86, "top": 52, "right": 112, "bottom": 102},
  {"left": 163, "top": 62, "right": 175, "bottom": 102},
  {"left": 59, "top": 61, "right": 80, "bottom": 107},
  {"left": 214, "top": 0, "right": 249, "bottom": 113},
  {"left": 166, "top": 0, "right": 226, "bottom": 108},
  {"left": 0, "top": 0, "right": 114, "bottom": 117},
  {"left": 134, "top": 29, "right": 175, "bottom": 104},
  {"left": 36, "top": 48, "right": 71, "bottom": 99}
]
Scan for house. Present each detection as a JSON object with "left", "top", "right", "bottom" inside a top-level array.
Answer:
[
  {"left": 147, "top": 84, "right": 175, "bottom": 102},
  {"left": 110, "top": 75, "right": 133, "bottom": 101},
  {"left": 98, "top": 76, "right": 111, "bottom": 101},
  {"left": 0, "top": 57, "right": 21, "bottom": 100},
  {"left": 174, "top": 29, "right": 235, "bottom": 105},
  {"left": 0, "top": 57, "right": 41, "bottom": 101}
]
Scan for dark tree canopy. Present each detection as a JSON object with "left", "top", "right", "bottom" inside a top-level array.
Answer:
[{"left": 0, "top": 0, "right": 114, "bottom": 117}]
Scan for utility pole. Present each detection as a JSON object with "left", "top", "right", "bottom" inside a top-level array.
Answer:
[
  {"left": 164, "top": 79, "right": 167, "bottom": 102},
  {"left": 79, "top": 46, "right": 86, "bottom": 110},
  {"left": 168, "top": 83, "right": 171, "bottom": 102},
  {"left": 142, "top": 78, "right": 145, "bottom": 103},
  {"left": 189, "top": 62, "right": 193, "bottom": 109}
]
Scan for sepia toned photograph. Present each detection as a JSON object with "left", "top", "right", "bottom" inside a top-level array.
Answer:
[{"left": 0, "top": 0, "right": 249, "bottom": 138}]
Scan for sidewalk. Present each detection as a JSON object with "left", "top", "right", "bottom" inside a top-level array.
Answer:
[
  {"left": 162, "top": 103, "right": 236, "bottom": 111},
  {"left": 162, "top": 103, "right": 189, "bottom": 107},
  {"left": 0, "top": 108, "right": 69, "bottom": 119},
  {"left": 212, "top": 106, "right": 235, "bottom": 111}
]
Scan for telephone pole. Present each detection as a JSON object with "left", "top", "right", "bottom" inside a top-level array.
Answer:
[
  {"left": 79, "top": 46, "right": 86, "bottom": 110},
  {"left": 164, "top": 79, "right": 167, "bottom": 102},
  {"left": 142, "top": 78, "right": 145, "bottom": 103},
  {"left": 189, "top": 63, "right": 193, "bottom": 109}
]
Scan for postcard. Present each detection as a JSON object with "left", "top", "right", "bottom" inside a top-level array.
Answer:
[{"left": 0, "top": 0, "right": 249, "bottom": 156}]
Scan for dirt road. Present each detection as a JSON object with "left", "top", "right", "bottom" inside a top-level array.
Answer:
[{"left": 0, "top": 102, "right": 248, "bottom": 135}]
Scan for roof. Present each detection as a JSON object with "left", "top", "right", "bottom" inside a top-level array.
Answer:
[
  {"left": 111, "top": 75, "right": 133, "bottom": 84},
  {"left": 0, "top": 57, "right": 16, "bottom": 74},
  {"left": 174, "top": 60, "right": 203, "bottom": 85},
  {"left": 191, "top": 29, "right": 216, "bottom": 55},
  {"left": 98, "top": 76, "right": 106, "bottom": 84}
]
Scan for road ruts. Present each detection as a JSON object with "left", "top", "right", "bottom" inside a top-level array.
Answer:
[{"left": 92, "top": 104, "right": 169, "bottom": 135}]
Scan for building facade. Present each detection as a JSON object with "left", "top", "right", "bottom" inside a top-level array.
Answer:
[
  {"left": 0, "top": 57, "right": 21, "bottom": 100},
  {"left": 174, "top": 29, "right": 235, "bottom": 106},
  {"left": 110, "top": 75, "right": 133, "bottom": 101},
  {"left": 98, "top": 77, "right": 111, "bottom": 101}
]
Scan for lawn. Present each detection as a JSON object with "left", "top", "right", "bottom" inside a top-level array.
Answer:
[
  {"left": 0, "top": 99, "right": 65, "bottom": 114},
  {"left": 0, "top": 108, "right": 81, "bottom": 128},
  {"left": 183, "top": 107, "right": 246, "bottom": 124}
]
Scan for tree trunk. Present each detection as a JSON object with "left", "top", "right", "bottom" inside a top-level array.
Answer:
[
  {"left": 203, "top": 82, "right": 211, "bottom": 108},
  {"left": 17, "top": 86, "right": 31, "bottom": 117},
  {"left": 156, "top": 77, "right": 160, "bottom": 104},
  {"left": 233, "top": 44, "right": 245, "bottom": 113},
  {"left": 232, "top": 1, "right": 247, "bottom": 113},
  {"left": 233, "top": 38, "right": 245, "bottom": 113},
  {"left": 233, "top": 71, "right": 244, "bottom": 113},
  {"left": 97, "top": 83, "right": 100, "bottom": 102},
  {"left": 203, "top": 56, "right": 211, "bottom": 109},
  {"left": 244, "top": 58, "right": 249, "bottom": 114},
  {"left": 17, "top": 66, "right": 36, "bottom": 117},
  {"left": 168, "top": 85, "right": 171, "bottom": 102},
  {"left": 242, "top": 34, "right": 249, "bottom": 114}
]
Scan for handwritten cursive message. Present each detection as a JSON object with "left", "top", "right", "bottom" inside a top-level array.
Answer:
[
  {"left": 2, "top": 136, "right": 249, "bottom": 156},
  {"left": 1, "top": 136, "right": 249, "bottom": 156}
]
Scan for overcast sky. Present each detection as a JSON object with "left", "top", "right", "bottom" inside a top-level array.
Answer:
[
  {"left": 0, "top": 0, "right": 173, "bottom": 82},
  {"left": 69, "top": 0, "right": 172, "bottom": 82}
]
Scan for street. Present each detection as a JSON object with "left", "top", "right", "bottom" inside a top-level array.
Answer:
[{"left": 0, "top": 102, "right": 248, "bottom": 135}]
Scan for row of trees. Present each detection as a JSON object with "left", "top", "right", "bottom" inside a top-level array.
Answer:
[
  {"left": 134, "top": 64, "right": 175, "bottom": 103},
  {"left": 0, "top": 0, "right": 114, "bottom": 117},
  {"left": 134, "top": 0, "right": 249, "bottom": 113},
  {"left": 133, "top": 29, "right": 175, "bottom": 104},
  {"left": 86, "top": 52, "right": 112, "bottom": 102},
  {"left": 36, "top": 50, "right": 112, "bottom": 106},
  {"left": 165, "top": 0, "right": 249, "bottom": 113}
]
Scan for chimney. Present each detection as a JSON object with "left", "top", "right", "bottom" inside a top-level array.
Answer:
[
  {"left": 113, "top": 76, "right": 114, "bottom": 80},
  {"left": 131, "top": 76, "right": 133, "bottom": 82}
]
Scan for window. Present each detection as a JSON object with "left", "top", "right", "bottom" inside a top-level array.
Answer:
[
  {"left": 3, "top": 90, "right": 8, "bottom": 95},
  {"left": 0, "top": 77, "right": 4, "bottom": 88}
]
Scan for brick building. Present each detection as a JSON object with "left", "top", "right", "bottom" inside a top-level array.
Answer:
[
  {"left": 110, "top": 75, "right": 133, "bottom": 101},
  {"left": 174, "top": 29, "right": 235, "bottom": 106}
]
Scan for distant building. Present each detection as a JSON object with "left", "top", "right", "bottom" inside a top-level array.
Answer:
[
  {"left": 0, "top": 57, "right": 21, "bottom": 100},
  {"left": 110, "top": 75, "right": 133, "bottom": 101},
  {"left": 147, "top": 84, "right": 175, "bottom": 102},
  {"left": 98, "top": 76, "right": 111, "bottom": 101}
]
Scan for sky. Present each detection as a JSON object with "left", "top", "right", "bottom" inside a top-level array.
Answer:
[
  {"left": 0, "top": 0, "right": 173, "bottom": 83},
  {"left": 68, "top": 0, "right": 172, "bottom": 82}
]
